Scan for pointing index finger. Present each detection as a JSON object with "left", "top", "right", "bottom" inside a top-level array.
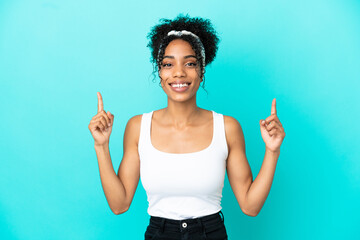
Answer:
[
  {"left": 97, "top": 92, "right": 104, "bottom": 113},
  {"left": 271, "top": 98, "right": 277, "bottom": 115}
]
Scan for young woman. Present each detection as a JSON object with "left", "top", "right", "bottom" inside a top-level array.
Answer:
[{"left": 88, "top": 14, "right": 285, "bottom": 240}]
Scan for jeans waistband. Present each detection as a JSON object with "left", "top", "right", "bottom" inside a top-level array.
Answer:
[
  {"left": 150, "top": 211, "right": 224, "bottom": 224},
  {"left": 149, "top": 211, "right": 224, "bottom": 234}
]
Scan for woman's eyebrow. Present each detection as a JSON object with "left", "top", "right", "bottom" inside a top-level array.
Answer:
[
  {"left": 163, "top": 55, "right": 197, "bottom": 59},
  {"left": 184, "top": 55, "right": 197, "bottom": 59}
]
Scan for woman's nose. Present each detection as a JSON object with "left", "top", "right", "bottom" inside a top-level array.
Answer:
[{"left": 173, "top": 64, "right": 186, "bottom": 78}]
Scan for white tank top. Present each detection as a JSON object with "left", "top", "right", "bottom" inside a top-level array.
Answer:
[{"left": 138, "top": 110, "right": 228, "bottom": 220}]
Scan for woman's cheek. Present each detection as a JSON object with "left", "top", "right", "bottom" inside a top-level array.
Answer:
[{"left": 160, "top": 73, "right": 171, "bottom": 86}]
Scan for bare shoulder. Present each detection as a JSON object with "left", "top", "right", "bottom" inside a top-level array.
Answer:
[
  {"left": 223, "top": 115, "right": 245, "bottom": 149},
  {"left": 124, "top": 114, "right": 143, "bottom": 146},
  {"left": 127, "top": 114, "right": 142, "bottom": 126},
  {"left": 223, "top": 115, "right": 242, "bottom": 129}
]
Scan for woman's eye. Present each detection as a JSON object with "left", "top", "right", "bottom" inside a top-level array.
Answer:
[
  {"left": 187, "top": 62, "right": 197, "bottom": 67},
  {"left": 162, "top": 63, "right": 172, "bottom": 67}
]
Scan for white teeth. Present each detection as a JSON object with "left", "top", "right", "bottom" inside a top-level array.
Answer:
[{"left": 171, "top": 83, "right": 189, "bottom": 88}]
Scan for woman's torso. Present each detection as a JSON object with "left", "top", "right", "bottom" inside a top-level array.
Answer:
[{"left": 138, "top": 108, "right": 229, "bottom": 220}]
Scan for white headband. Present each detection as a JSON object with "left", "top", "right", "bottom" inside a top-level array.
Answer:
[{"left": 157, "top": 30, "right": 206, "bottom": 75}]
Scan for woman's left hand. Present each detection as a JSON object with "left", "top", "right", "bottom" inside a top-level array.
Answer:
[{"left": 259, "top": 98, "right": 286, "bottom": 152}]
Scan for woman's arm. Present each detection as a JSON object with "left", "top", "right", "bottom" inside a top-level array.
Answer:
[
  {"left": 245, "top": 148, "right": 279, "bottom": 216},
  {"left": 95, "top": 115, "right": 141, "bottom": 215},
  {"left": 225, "top": 99, "right": 285, "bottom": 217},
  {"left": 224, "top": 115, "right": 253, "bottom": 216}
]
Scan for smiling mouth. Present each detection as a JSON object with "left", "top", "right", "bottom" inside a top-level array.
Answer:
[{"left": 168, "top": 82, "right": 191, "bottom": 88}]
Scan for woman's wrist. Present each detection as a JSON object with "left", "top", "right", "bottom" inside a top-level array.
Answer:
[
  {"left": 265, "top": 147, "right": 280, "bottom": 155},
  {"left": 94, "top": 142, "right": 109, "bottom": 151}
]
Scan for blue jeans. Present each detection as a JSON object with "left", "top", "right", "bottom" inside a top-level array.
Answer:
[{"left": 144, "top": 211, "right": 228, "bottom": 240}]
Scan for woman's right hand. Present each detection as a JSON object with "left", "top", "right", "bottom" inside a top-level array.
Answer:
[{"left": 88, "top": 92, "right": 115, "bottom": 146}]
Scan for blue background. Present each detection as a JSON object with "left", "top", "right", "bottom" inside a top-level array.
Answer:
[{"left": 1, "top": 0, "right": 359, "bottom": 239}]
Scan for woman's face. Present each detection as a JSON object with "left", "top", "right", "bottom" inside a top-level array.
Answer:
[{"left": 159, "top": 39, "right": 202, "bottom": 103}]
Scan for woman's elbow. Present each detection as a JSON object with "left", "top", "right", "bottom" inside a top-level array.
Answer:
[
  {"left": 113, "top": 205, "right": 130, "bottom": 215},
  {"left": 242, "top": 208, "right": 259, "bottom": 217}
]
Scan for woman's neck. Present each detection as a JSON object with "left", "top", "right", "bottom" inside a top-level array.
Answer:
[{"left": 163, "top": 98, "right": 201, "bottom": 128}]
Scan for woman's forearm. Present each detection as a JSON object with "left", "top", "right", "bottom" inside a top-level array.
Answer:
[
  {"left": 245, "top": 148, "right": 280, "bottom": 216},
  {"left": 95, "top": 144, "right": 128, "bottom": 214}
]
